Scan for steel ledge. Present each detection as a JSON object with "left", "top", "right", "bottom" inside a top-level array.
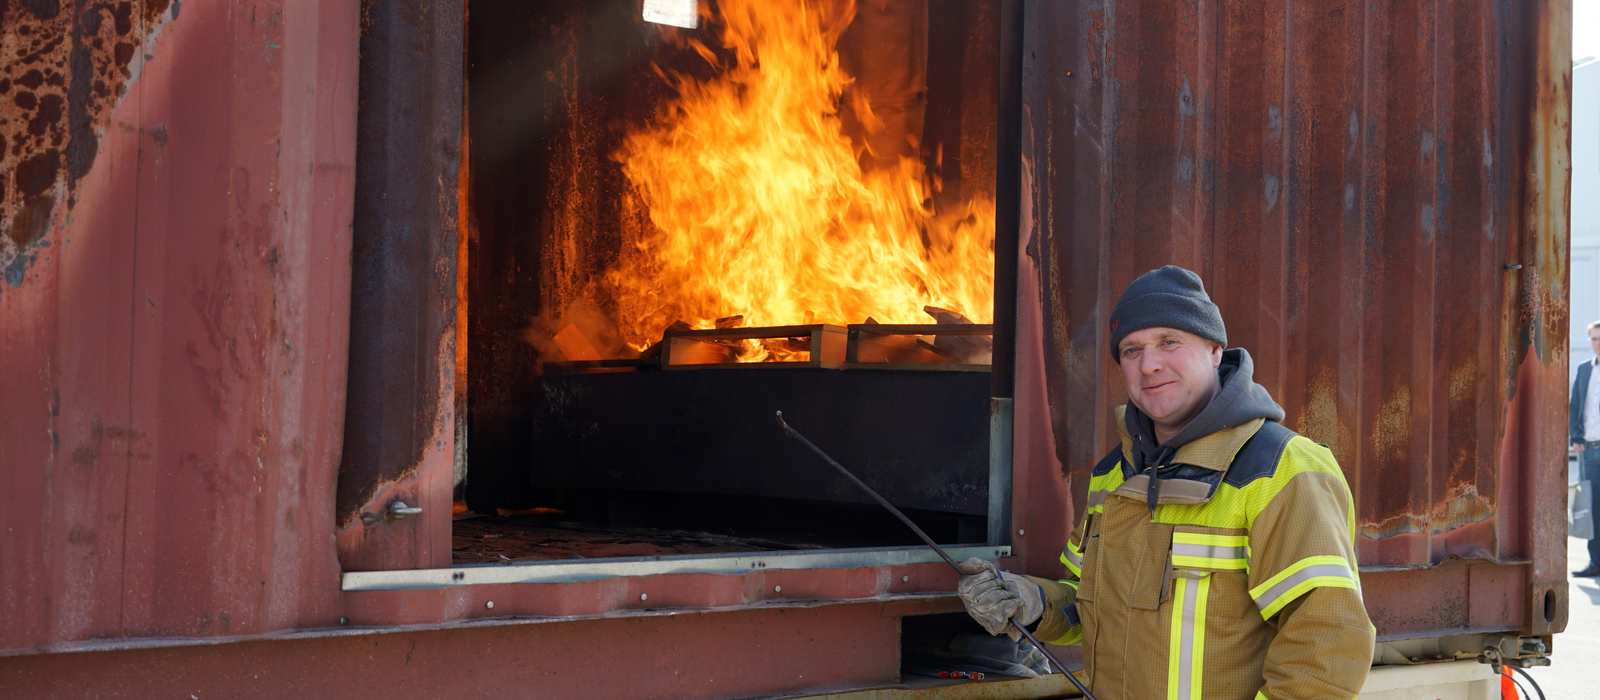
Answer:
[{"left": 342, "top": 545, "right": 1011, "bottom": 591}]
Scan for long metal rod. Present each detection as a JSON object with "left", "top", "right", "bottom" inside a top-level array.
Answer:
[{"left": 776, "top": 411, "right": 1096, "bottom": 700}]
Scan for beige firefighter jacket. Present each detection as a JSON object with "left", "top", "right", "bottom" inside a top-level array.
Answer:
[{"left": 1023, "top": 407, "right": 1375, "bottom": 700}]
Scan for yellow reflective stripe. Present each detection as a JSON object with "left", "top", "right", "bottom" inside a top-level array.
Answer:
[
  {"left": 1254, "top": 692, "right": 1269, "bottom": 700},
  {"left": 1086, "top": 473, "right": 1120, "bottom": 515},
  {"left": 1052, "top": 625, "right": 1084, "bottom": 645},
  {"left": 1149, "top": 437, "right": 1354, "bottom": 532},
  {"left": 1171, "top": 532, "right": 1249, "bottom": 570},
  {"left": 1250, "top": 555, "right": 1359, "bottom": 619},
  {"left": 1090, "top": 465, "right": 1126, "bottom": 486},
  {"left": 1088, "top": 468, "right": 1126, "bottom": 504},
  {"left": 1166, "top": 574, "right": 1210, "bottom": 700},
  {"left": 1193, "top": 576, "right": 1209, "bottom": 699},
  {"left": 1166, "top": 579, "right": 1185, "bottom": 700},
  {"left": 1171, "top": 554, "right": 1249, "bottom": 570},
  {"left": 1172, "top": 533, "right": 1248, "bottom": 547},
  {"left": 1043, "top": 580, "right": 1082, "bottom": 645},
  {"left": 1061, "top": 543, "right": 1083, "bottom": 577},
  {"left": 1085, "top": 489, "right": 1110, "bottom": 515}
]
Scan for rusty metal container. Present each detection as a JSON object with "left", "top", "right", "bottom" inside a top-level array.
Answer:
[
  {"left": 1014, "top": 0, "right": 1571, "bottom": 644},
  {"left": 0, "top": 0, "right": 1572, "bottom": 697}
]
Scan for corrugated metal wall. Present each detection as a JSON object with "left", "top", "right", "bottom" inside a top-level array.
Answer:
[
  {"left": 1021, "top": 0, "right": 1569, "bottom": 625},
  {"left": 0, "top": 0, "right": 358, "bottom": 649},
  {"left": 0, "top": 0, "right": 1574, "bottom": 667}
]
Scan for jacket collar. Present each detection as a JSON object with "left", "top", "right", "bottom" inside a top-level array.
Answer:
[
  {"left": 1115, "top": 405, "right": 1267, "bottom": 472},
  {"left": 1111, "top": 406, "right": 1268, "bottom": 506}
]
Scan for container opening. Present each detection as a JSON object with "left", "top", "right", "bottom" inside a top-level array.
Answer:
[{"left": 458, "top": 0, "right": 1006, "bottom": 560}]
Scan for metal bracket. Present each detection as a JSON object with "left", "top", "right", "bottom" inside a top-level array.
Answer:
[{"left": 1477, "top": 635, "right": 1551, "bottom": 671}]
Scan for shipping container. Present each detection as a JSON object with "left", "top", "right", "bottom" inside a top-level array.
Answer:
[{"left": 0, "top": 0, "right": 1571, "bottom": 698}]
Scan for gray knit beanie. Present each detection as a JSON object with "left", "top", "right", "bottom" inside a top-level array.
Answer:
[{"left": 1108, "top": 266, "right": 1227, "bottom": 359}]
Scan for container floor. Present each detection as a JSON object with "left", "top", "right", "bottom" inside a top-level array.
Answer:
[{"left": 450, "top": 512, "right": 829, "bottom": 564}]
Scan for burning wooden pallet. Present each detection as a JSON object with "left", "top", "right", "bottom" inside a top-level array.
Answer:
[
  {"left": 661, "top": 324, "right": 848, "bottom": 369},
  {"left": 545, "top": 313, "right": 994, "bottom": 374},
  {"left": 845, "top": 324, "right": 993, "bottom": 371}
]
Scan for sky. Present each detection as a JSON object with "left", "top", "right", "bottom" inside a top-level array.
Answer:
[{"left": 1579, "top": 0, "right": 1600, "bottom": 64}]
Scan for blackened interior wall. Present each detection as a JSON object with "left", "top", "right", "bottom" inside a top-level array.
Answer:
[{"left": 465, "top": 0, "right": 1000, "bottom": 512}]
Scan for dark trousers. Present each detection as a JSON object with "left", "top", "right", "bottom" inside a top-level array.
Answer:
[{"left": 1585, "top": 446, "right": 1600, "bottom": 565}]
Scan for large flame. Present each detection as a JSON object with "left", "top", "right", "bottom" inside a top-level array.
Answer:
[{"left": 607, "top": 0, "right": 994, "bottom": 359}]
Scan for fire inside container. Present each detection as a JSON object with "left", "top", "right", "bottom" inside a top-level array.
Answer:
[{"left": 463, "top": 0, "right": 1003, "bottom": 557}]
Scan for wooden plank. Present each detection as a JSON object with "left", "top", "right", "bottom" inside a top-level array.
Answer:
[
  {"left": 842, "top": 363, "right": 992, "bottom": 373},
  {"left": 666, "top": 324, "right": 847, "bottom": 340},
  {"left": 849, "top": 324, "right": 996, "bottom": 336}
]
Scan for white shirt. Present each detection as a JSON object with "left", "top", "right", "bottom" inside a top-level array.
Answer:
[{"left": 1586, "top": 359, "right": 1600, "bottom": 441}]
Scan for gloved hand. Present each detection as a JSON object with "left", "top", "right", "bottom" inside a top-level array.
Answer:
[{"left": 956, "top": 556, "right": 1044, "bottom": 640}]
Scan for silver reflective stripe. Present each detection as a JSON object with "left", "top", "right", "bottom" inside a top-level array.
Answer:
[
  {"left": 1168, "top": 574, "right": 1209, "bottom": 700},
  {"left": 1177, "top": 577, "right": 1199, "bottom": 699},
  {"left": 1087, "top": 489, "right": 1110, "bottom": 509},
  {"left": 1064, "top": 545, "right": 1084, "bottom": 569},
  {"left": 1253, "top": 563, "right": 1354, "bottom": 610},
  {"left": 1171, "top": 543, "right": 1247, "bottom": 561}
]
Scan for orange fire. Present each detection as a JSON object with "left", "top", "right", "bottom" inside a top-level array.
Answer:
[{"left": 606, "top": 0, "right": 994, "bottom": 361}]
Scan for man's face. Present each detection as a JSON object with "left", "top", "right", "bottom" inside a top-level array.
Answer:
[
  {"left": 1589, "top": 327, "right": 1600, "bottom": 356},
  {"left": 1118, "top": 327, "right": 1224, "bottom": 437}
]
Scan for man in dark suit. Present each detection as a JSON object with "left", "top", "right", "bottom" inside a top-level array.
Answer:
[{"left": 1570, "top": 320, "right": 1600, "bottom": 577}]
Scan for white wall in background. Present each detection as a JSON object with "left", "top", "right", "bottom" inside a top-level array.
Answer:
[{"left": 1573, "top": 58, "right": 1600, "bottom": 382}]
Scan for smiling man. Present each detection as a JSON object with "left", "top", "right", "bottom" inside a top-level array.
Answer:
[{"left": 956, "top": 266, "right": 1374, "bottom": 700}]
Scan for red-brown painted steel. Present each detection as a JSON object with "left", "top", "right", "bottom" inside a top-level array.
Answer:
[
  {"left": 0, "top": 0, "right": 1575, "bottom": 696},
  {"left": 1360, "top": 562, "right": 1529, "bottom": 639},
  {"left": 342, "top": 564, "right": 963, "bottom": 627},
  {"left": 1013, "top": 0, "right": 1570, "bottom": 639},
  {"left": 0, "top": 601, "right": 919, "bottom": 700},
  {"left": 0, "top": 0, "right": 358, "bottom": 648}
]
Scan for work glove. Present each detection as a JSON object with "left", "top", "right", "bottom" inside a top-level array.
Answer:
[{"left": 956, "top": 556, "right": 1044, "bottom": 640}]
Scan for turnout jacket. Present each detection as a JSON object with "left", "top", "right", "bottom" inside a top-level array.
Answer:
[{"left": 1024, "top": 350, "right": 1374, "bottom": 700}]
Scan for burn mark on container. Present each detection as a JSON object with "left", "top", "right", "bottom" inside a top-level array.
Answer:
[
  {"left": 0, "top": 0, "right": 177, "bottom": 288},
  {"left": 66, "top": 524, "right": 96, "bottom": 545},
  {"left": 1359, "top": 484, "right": 1498, "bottom": 565},
  {"left": 71, "top": 418, "right": 104, "bottom": 466}
]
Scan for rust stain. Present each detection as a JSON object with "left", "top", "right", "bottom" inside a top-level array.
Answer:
[
  {"left": 0, "top": 0, "right": 175, "bottom": 287},
  {"left": 1359, "top": 484, "right": 1496, "bottom": 542},
  {"left": 1024, "top": 0, "right": 1569, "bottom": 579}
]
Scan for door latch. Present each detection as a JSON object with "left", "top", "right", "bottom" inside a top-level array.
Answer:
[{"left": 387, "top": 501, "right": 424, "bottom": 519}]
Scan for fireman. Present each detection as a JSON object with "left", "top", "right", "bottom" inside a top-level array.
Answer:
[{"left": 957, "top": 266, "right": 1374, "bottom": 700}]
